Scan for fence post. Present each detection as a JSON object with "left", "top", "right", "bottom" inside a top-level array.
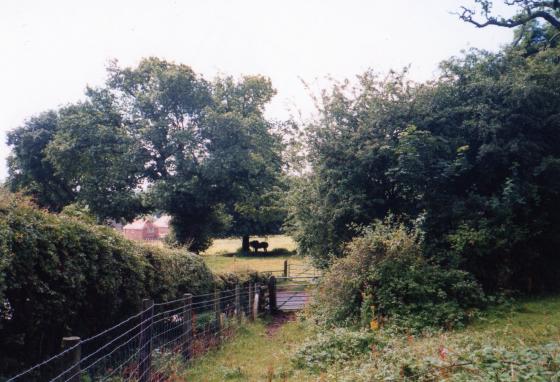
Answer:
[
  {"left": 214, "top": 289, "right": 222, "bottom": 340},
  {"left": 61, "top": 336, "right": 81, "bottom": 382},
  {"left": 284, "top": 260, "right": 288, "bottom": 278},
  {"left": 253, "top": 283, "right": 260, "bottom": 320},
  {"left": 182, "top": 293, "right": 193, "bottom": 361},
  {"left": 235, "top": 284, "right": 241, "bottom": 323},
  {"left": 139, "top": 299, "right": 154, "bottom": 382},
  {"left": 268, "top": 276, "right": 277, "bottom": 313},
  {"left": 248, "top": 283, "right": 254, "bottom": 321}
]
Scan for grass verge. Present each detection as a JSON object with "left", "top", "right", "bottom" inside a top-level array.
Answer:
[
  {"left": 181, "top": 316, "right": 317, "bottom": 381},
  {"left": 150, "top": 295, "right": 560, "bottom": 381}
]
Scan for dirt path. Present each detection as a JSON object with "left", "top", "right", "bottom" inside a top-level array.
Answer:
[{"left": 265, "top": 312, "right": 296, "bottom": 337}]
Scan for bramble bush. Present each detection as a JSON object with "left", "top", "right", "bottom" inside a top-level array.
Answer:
[
  {"left": 295, "top": 326, "right": 560, "bottom": 381},
  {"left": 310, "top": 221, "right": 485, "bottom": 331},
  {"left": 0, "top": 191, "right": 266, "bottom": 378},
  {"left": 292, "top": 328, "right": 378, "bottom": 372},
  {"left": 324, "top": 334, "right": 560, "bottom": 381}
]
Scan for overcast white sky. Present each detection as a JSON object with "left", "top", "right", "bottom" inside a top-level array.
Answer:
[{"left": 0, "top": 0, "right": 513, "bottom": 180}]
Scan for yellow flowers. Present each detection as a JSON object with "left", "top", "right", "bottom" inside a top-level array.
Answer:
[{"left": 370, "top": 319, "right": 379, "bottom": 331}]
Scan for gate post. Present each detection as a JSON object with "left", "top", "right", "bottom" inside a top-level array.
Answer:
[
  {"left": 268, "top": 276, "right": 277, "bottom": 313},
  {"left": 139, "top": 299, "right": 154, "bottom": 382},
  {"left": 258, "top": 283, "right": 266, "bottom": 313}
]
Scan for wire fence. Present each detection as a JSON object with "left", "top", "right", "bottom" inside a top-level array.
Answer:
[
  {"left": 6, "top": 284, "right": 271, "bottom": 382},
  {"left": 5, "top": 260, "right": 321, "bottom": 382}
]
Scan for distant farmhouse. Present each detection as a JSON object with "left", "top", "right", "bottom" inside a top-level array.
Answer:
[{"left": 122, "top": 215, "right": 171, "bottom": 241}]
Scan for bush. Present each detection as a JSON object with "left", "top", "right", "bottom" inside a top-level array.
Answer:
[
  {"left": 292, "top": 328, "right": 378, "bottom": 371},
  {"left": 329, "top": 334, "right": 560, "bottom": 381},
  {"left": 311, "top": 221, "right": 485, "bottom": 330},
  {"left": 0, "top": 191, "right": 249, "bottom": 377}
]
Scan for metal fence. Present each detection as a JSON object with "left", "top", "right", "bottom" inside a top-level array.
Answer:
[{"left": 6, "top": 284, "right": 270, "bottom": 382}]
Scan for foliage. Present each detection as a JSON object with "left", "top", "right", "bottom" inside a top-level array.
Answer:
[
  {"left": 292, "top": 328, "right": 377, "bottom": 372},
  {"left": 294, "top": 295, "right": 560, "bottom": 381},
  {"left": 6, "top": 111, "right": 75, "bottom": 211},
  {"left": 0, "top": 191, "right": 261, "bottom": 377},
  {"left": 315, "top": 334, "right": 560, "bottom": 381},
  {"left": 288, "top": 39, "right": 560, "bottom": 293},
  {"left": 310, "top": 221, "right": 485, "bottom": 330},
  {"left": 45, "top": 88, "right": 145, "bottom": 221},
  {"left": 6, "top": 58, "right": 286, "bottom": 251}
]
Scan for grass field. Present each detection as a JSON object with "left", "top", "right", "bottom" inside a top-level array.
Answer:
[
  {"left": 204, "top": 235, "right": 297, "bottom": 256},
  {"left": 202, "top": 235, "right": 309, "bottom": 274}
]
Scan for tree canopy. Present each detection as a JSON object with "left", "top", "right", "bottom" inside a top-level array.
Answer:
[
  {"left": 287, "top": 35, "right": 560, "bottom": 293},
  {"left": 6, "top": 58, "right": 285, "bottom": 251}
]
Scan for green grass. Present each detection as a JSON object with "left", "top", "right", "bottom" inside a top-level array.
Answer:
[
  {"left": 204, "top": 235, "right": 297, "bottom": 256},
  {"left": 463, "top": 294, "right": 560, "bottom": 346},
  {"left": 181, "top": 318, "right": 317, "bottom": 381},
  {"left": 201, "top": 235, "right": 311, "bottom": 274},
  {"left": 174, "top": 295, "right": 560, "bottom": 381}
]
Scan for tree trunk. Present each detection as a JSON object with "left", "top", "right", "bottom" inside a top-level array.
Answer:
[{"left": 242, "top": 235, "right": 250, "bottom": 255}]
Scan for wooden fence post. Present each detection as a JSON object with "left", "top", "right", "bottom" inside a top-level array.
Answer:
[
  {"left": 214, "top": 290, "right": 222, "bottom": 340},
  {"left": 248, "top": 283, "right": 254, "bottom": 321},
  {"left": 284, "top": 260, "right": 288, "bottom": 278},
  {"left": 253, "top": 283, "right": 260, "bottom": 320},
  {"left": 268, "top": 276, "right": 277, "bottom": 313},
  {"left": 182, "top": 293, "right": 193, "bottom": 360},
  {"left": 61, "top": 336, "right": 81, "bottom": 382},
  {"left": 235, "top": 284, "right": 241, "bottom": 323},
  {"left": 139, "top": 299, "right": 154, "bottom": 382}
]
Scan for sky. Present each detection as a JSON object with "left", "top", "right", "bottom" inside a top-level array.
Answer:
[{"left": 0, "top": 0, "right": 514, "bottom": 180}]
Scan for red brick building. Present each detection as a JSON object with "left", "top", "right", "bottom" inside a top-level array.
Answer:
[{"left": 122, "top": 215, "right": 171, "bottom": 241}]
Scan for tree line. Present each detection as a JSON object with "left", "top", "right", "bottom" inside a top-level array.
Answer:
[
  {"left": 286, "top": 7, "right": 560, "bottom": 293},
  {"left": 6, "top": 1, "right": 560, "bottom": 295}
]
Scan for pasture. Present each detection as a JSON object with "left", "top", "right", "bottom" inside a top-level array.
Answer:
[{"left": 202, "top": 235, "right": 308, "bottom": 274}]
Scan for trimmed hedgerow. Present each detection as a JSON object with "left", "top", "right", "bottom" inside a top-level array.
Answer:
[{"left": 0, "top": 191, "right": 264, "bottom": 377}]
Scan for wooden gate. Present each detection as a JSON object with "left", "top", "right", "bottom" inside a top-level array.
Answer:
[{"left": 268, "top": 263, "right": 321, "bottom": 312}]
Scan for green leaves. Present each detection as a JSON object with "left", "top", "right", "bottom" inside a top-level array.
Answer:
[
  {"left": 6, "top": 58, "right": 286, "bottom": 250},
  {"left": 290, "top": 40, "right": 560, "bottom": 293},
  {"left": 0, "top": 191, "right": 216, "bottom": 376}
]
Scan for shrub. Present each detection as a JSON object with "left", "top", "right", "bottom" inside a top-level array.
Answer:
[
  {"left": 0, "top": 191, "right": 257, "bottom": 377},
  {"left": 311, "top": 221, "right": 485, "bottom": 330},
  {"left": 326, "top": 334, "right": 560, "bottom": 381},
  {"left": 292, "top": 328, "right": 378, "bottom": 371}
]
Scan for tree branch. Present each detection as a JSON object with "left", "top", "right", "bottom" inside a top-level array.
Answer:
[
  {"left": 457, "top": 0, "right": 560, "bottom": 30},
  {"left": 458, "top": 5, "right": 560, "bottom": 30}
]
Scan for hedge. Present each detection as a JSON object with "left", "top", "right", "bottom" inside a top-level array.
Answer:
[{"left": 0, "top": 191, "right": 263, "bottom": 377}]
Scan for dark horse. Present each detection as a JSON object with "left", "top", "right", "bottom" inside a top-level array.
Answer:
[{"left": 249, "top": 240, "right": 269, "bottom": 253}]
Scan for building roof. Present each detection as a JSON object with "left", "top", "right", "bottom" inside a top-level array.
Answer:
[
  {"left": 123, "top": 215, "right": 171, "bottom": 231},
  {"left": 123, "top": 218, "right": 152, "bottom": 230}
]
